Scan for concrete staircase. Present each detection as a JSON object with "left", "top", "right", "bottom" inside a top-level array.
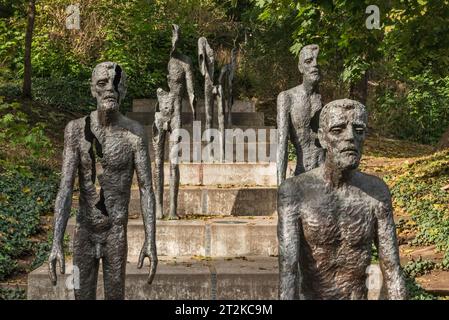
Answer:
[{"left": 28, "top": 99, "right": 287, "bottom": 300}]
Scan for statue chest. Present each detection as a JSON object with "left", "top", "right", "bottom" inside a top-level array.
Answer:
[
  {"left": 300, "top": 194, "right": 376, "bottom": 246},
  {"left": 290, "top": 94, "right": 321, "bottom": 130},
  {"left": 79, "top": 130, "right": 134, "bottom": 172}
]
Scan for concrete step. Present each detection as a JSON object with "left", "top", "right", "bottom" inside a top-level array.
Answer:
[
  {"left": 73, "top": 187, "right": 277, "bottom": 217},
  {"left": 137, "top": 162, "right": 280, "bottom": 186},
  {"left": 27, "top": 257, "right": 383, "bottom": 300},
  {"left": 147, "top": 140, "right": 277, "bottom": 163},
  {"left": 126, "top": 112, "right": 265, "bottom": 127},
  {"left": 65, "top": 217, "right": 277, "bottom": 260},
  {"left": 416, "top": 270, "right": 449, "bottom": 296},
  {"left": 133, "top": 98, "right": 256, "bottom": 113},
  {"left": 143, "top": 125, "right": 277, "bottom": 143},
  {"left": 89, "top": 162, "right": 295, "bottom": 187}
]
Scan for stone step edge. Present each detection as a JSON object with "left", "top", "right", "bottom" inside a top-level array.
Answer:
[{"left": 28, "top": 257, "right": 387, "bottom": 300}]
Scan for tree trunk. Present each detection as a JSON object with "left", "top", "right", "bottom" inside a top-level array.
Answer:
[
  {"left": 22, "top": 0, "right": 36, "bottom": 100},
  {"left": 349, "top": 71, "right": 368, "bottom": 106}
]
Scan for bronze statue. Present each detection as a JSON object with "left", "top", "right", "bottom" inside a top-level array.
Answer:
[
  {"left": 277, "top": 99, "right": 407, "bottom": 300},
  {"left": 277, "top": 44, "right": 324, "bottom": 185},
  {"left": 218, "top": 48, "right": 237, "bottom": 127},
  {"left": 48, "top": 62, "right": 157, "bottom": 300},
  {"left": 153, "top": 24, "right": 196, "bottom": 219},
  {"left": 198, "top": 37, "right": 216, "bottom": 161}
]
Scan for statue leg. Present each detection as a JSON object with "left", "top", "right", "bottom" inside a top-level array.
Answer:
[
  {"left": 73, "top": 226, "right": 99, "bottom": 300},
  {"left": 168, "top": 113, "right": 181, "bottom": 220},
  {"left": 102, "top": 225, "right": 127, "bottom": 300},
  {"left": 217, "top": 88, "right": 225, "bottom": 163},
  {"left": 205, "top": 81, "right": 214, "bottom": 161},
  {"left": 152, "top": 123, "right": 166, "bottom": 219}
]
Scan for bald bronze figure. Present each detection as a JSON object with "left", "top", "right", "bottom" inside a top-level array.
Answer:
[
  {"left": 48, "top": 62, "right": 157, "bottom": 300},
  {"left": 277, "top": 99, "right": 407, "bottom": 300},
  {"left": 277, "top": 44, "right": 324, "bottom": 185}
]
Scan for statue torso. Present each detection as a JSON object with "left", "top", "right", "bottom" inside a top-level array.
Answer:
[
  {"left": 285, "top": 86, "right": 324, "bottom": 172},
  {"left": 74, "top": 114, "right": 137, "bottom": 229},
  {"left": 294, "top": 171, "right": 381, "bottom": 299}
]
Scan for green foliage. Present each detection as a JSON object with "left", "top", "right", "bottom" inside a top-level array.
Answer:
[
  {"left": 0, "top": 287, "right": 26, "bottom": 300},
  {"left": 374, "top": 71, "right": 449, "bottom": 144},
  {"left": 403, "top": 257, "right": 437, "bottom": 278},
  {"left": 0, "top": 169, "right": 58, "bottom": 280},
  {"left": 0, "top": 97, "right": 53, "bottom": 173},
  {"left": 32, "top": 77, "right": 96, "bottom": 113},
  {"left": 387, "top": 150, "right": 449, "bottom": 253}
]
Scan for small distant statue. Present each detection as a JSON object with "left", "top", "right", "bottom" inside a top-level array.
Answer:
[
  {"left": 153, "top": 24, "right": 196, "bottom": 220},
  {"left": 198, "top": 37, "right": 216, "bottom": 160},
  {"left": 218, "top": 48, "right": 237, "bottom": 127},
  {"left": 277, "top": 44, "right": 324, "bottom": 185},
  {"left": 277, "top": 99, "right": 407, "bottom": 300},
  {"left": 199, "top": 39, "right": 237, "bottom": 162},
  {"left": 48, "top": 62, "right": 157, "bottom": 300}
]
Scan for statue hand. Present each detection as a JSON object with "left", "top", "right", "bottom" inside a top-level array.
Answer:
[
  {"left": 137, "top": 241, "right": 158, "bottom": 285},
  {"left": 48, "top": 242, "right": 65, "bottom": 286}
]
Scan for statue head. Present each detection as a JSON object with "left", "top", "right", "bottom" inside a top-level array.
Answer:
[
  {"left": 91, "top": 62, "right": 127, "bottom": 115},
  {"left": 298, "top": 44, "right": 320, "bottom": 84},
  {"left": 318, "top": 99, "right": 367, "bottom": 172}
]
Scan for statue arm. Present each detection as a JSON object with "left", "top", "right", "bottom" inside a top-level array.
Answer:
[
  {"left": 277, "top": 92, "right": 290, "bottom": 186},
  {"left": 277, "top": 183, "right": 301, "bottom": 300},
  {"left": 375, "top": 190, "right": 407, "bottom": 300},
  {"left": 134, "top": 131, "right": 158, "bottom": 284},
  {"left": 49, "top": 120, "right": 79, "bottom": 285}
]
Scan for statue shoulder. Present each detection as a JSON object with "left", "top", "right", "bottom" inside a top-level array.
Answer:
[
  {"left": 278, "top": 171, "right": 319, "bottom": 200},
  {"left": 356, "top": 171, "right": 392, "bottom": 203},
  {"left": 63, "top": 117, "right": 85, "bottom": 142},
  {"left": 118, "top": 114, "right": 147, "bottom": 141}
]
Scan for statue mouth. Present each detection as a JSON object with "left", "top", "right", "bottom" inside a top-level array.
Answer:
[{"left": 341, "top": 147, "right": 358, "bottom": 155}]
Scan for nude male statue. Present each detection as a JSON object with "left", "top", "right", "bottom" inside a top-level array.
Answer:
[
  {"left": 153, "top": 24, "right": 196, "bottom": 220},
  {"left": 277, "top": 44, "right": 324, "bottom": 185},
  {"left": 278, "top": 99, "right": 407, "bottom": 300},
  {"left": 48, "top": 62, "right": 158, "bottom": 300}
]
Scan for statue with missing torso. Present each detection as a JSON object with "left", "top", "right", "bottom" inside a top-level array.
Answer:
[
  {"left": 277, "top": 99, "right": 407, "bottom": 300},
  {"left": 48, "top": 62, "right": 158, "bottom": 300}
]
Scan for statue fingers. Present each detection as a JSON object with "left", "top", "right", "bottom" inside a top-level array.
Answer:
[
  {"left": 58, "top": 253, "right": 65, "bottom": 275},
  {"left": 148, "top": 258, "right": 157, "bottom": 285},
  {"left": 137, "top": 248, "right": 146, "bottom": 269},
  {"left": 48, "top": 258, "right": 57, "bottom": 286}
]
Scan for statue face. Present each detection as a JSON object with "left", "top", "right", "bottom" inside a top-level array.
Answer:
[
  {"left": 91, "top": 63, "right": 124, "bottom": 113},
  {"left": 320, "top": 106, "right": 366, "bottom": 171},
  {"left": 299, "top": 48, "right": 320, "bottom": 84}
]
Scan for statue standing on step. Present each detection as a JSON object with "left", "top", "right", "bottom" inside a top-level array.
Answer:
[
  {"left": 218, "top": 48, "right": 237, "bottom": 127},
  {"left": 198, "top": 37, "right": 216, "bottom": 160},
  {"left": 278, "top": 99, "right": 407, "bottom": 300},
  {"left": 277, "top": 44, "right": 324, "bottom": 185},
  {"left": 48, "top": 62, "right": 158, "bottom": 300},
  {"left": 153, "top": 24, "right": 196, "bottom": 220}
]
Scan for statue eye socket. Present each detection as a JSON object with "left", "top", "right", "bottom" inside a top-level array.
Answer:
[
  {"left": 331, "top": 128, "right": 342, "bottom": 134},
  {"left": 305, "top": 59, "right": 312, "bottom": 64},
  {"left": 355, "top": 128, "right": 365, "bottom": 135},
  {"left": 97, "top": 81, "right": 106, "bottom": 87}
]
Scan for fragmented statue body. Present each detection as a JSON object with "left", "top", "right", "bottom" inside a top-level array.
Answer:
[
  {"left": 277, "top": 98, "right": 407, "bottom": 300},
  {"left": 48, "top": 62, "right": 157, "bottom": 300},
  {"left": 153, "top": 24, "right": 196, "bottom": 220}
]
